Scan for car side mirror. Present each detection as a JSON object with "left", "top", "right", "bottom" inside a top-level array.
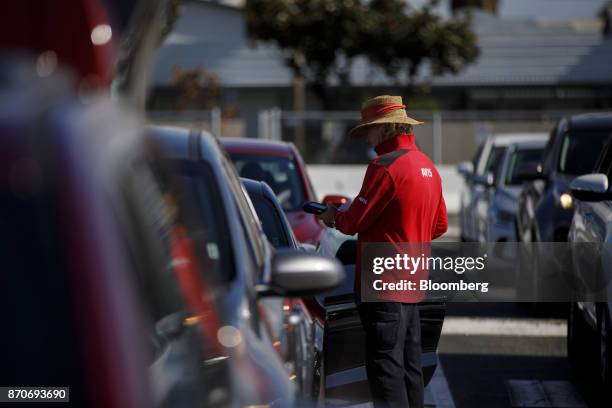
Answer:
[
  {"left": 570, "top": 173, "right": 611, "bottom": 202},
  {"left": 473, "top": 171, "right": 495, "bottom": 187},
  {"left": 322, "top": 194, "right": 349, "bottom": 207},
  {"left": 457, "top": 161, "right": 474, "bottom": 178},
  {"left": 257, "top": 249, "right": 345, "bottom": 297},
  {"left": 516, "top": 162, "right": 543, "bottom": 182}
]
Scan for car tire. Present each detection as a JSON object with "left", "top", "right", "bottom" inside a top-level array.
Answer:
[{"left": 568, "top": 302, "right": 591, "bottom": 373}]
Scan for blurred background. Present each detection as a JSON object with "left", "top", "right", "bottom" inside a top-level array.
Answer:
[
  {"left": 4, "top": 1, "right": 612, "bottom": 407},
  {"left": 147, "top": 0, "right": 612, "bottom": 213}
]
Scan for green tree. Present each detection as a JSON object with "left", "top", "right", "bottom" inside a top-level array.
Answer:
[
  {"left": 244, "top": 0, "right": 366, "bottom": 106},
  {"left": 172, "top": 65, "right": 222, "bottom": 110},
  {"left": 244, "top": 0, "right": 479, "bottom": 105},
  {"left": 362, "top": 0, "right": 478, "bottom": 81}
]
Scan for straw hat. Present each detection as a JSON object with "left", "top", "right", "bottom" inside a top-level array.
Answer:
[{"left": 349, "top": 95, "right": 424, "bottom": 138}]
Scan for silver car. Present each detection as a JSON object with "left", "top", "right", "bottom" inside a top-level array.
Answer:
[
  {"left": 459, "top": 133, "right": 546, "bottom": 242},
  {"left": 478, "top": 136, "right": 548, "bottom": 242}
]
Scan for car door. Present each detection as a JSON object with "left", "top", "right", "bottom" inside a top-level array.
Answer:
[
  {"left": 244, "top": 180, "right": 318, "bottom": 398},
  {"left": 117, "top": 157, "right": 228, "bottom": 408},
  {"left": 571, "top": 140, "right": 612, "bottom": 322},
  {"left": 216, "top": 152, "right": 297, "bottom": 405},
  {"left": 316, "top": 229, "right": 446, "bottom": 403},
  {"left": 474, "top": 145, "right": 506, "bottom": 242}
]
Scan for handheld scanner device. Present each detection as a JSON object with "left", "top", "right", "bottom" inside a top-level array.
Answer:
[{"left": 302, "top": 201, "right": 327, "bottom": 215}]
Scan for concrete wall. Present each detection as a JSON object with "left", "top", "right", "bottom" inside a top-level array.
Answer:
[{"left": 306, "top": 165, "right": 465, "bottom": 214}]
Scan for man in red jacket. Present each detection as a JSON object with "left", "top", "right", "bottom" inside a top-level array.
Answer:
[{"left": 318, "top": 95, "right": 447, "bottom": 408}]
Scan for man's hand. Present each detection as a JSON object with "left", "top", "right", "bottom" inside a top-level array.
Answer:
[{"left": 317, "top": 205, "right": 338, "bottom": 228}]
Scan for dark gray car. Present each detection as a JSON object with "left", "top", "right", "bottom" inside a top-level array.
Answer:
[
  {"left": 148, "top": 127, "right": 345, "bottom": 406},
  {"left": 241, "top": 178, "right": 323, "bottom": 400},
  {"left": 517, "top": 114, "right": 612, "bottom": 243},
  {"left": 568, "top": 135, "right": 612, "bottom": 402}
]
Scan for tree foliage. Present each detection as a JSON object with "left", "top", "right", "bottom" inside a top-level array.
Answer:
[
  {"left": 172, "top": 65, "right": 222, "bottom": 110},
  {"left": 451, "top": 0, "right": 499, "bottom": 13},
  {"left": 245, "top": 0, "right": 479, "bottom": 99},
  {"left": 244, "top": 0, "right": 365, "bottom": 88},
  {"left": 362, "top": 0, "right": 479, "bottom": 80}
]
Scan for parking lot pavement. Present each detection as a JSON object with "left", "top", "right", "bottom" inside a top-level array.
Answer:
[
  {"left": 439, "top": 303, "right": 594, "bottom": 408},
  {"left": 328, "top": 361, "right": 455, "bottom": 408}
]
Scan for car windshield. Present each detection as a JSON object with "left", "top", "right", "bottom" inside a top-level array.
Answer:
[
  {"left": 505, "top": 148, "right": 544, "bottom": 186},
  {"left": 558, "top": 129, "right": 612, "bottom": 175},
  {"left": 230, "top": 155, "right": 306, "bottom": 212}
]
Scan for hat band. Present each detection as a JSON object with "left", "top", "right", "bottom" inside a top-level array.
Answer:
[{"left": 361, "top": 103, "right": 406, "bottom": 121}]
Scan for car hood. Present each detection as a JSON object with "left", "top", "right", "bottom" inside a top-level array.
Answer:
[{"left": 285, "top": 210, "right": 325, "bottom": 245}]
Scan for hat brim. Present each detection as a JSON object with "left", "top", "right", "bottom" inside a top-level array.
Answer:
[{"left": 349, "top": 112, "right": 424, "bottom": 138}]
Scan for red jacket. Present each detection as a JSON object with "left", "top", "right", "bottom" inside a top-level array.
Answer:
[{"left": 334, "top": 134, "right": 448, "bottom": 301}]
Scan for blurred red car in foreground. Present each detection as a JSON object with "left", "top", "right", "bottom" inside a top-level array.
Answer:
[{"left": 221, "top": 138, "right": 348, "bottom": 245}]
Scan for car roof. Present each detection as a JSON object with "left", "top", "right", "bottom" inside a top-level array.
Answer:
[
  {"left": 490, "top": 133, "right": 548, "bottom": 146},
  {"left": 241, "top": 177, "right": 297, "bottom": 246},
  {"left": 221, "top": 137, "right": 295, "bottom": 158},
  {"left": 146, "top": 125, "right": 194, "bottom": 159},
  {"left": 568, "top": 113, "right": 612, "bottom": 130},
  {"left": 509, "top": 136, "right": 549, "bottom": 150},
  {"left": 241, "top": 177, "right": 266, "bottom": 196},
  {"left": 147, "top": 125, "right": 226, "bottom": 165},
  {"left": 242, "top": 176, "right": 281, "bottom": 203}
]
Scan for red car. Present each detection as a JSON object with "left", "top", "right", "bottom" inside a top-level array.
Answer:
[{"left": 221, "top": 138, "right": 348, "bottom": 245}]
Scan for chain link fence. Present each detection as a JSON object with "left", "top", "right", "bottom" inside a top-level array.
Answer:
[
  {"left": 147, "top": 108, "right": 610, "bottom": 165},
  {"left": 258, "top": 109, "right": 595, "bottom": 165},
  {"left": 147, "top": 108, "right": 244, "bottom": 138}
]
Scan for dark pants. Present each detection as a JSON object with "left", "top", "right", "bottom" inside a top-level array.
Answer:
[{"left": 358, "top": 301, "right": 424, "bottom": 408}]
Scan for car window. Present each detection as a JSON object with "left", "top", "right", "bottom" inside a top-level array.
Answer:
[
  {"left": 541, "top": 125, "right": 557, "bottom": 175},
  {"left": 505, "top": 148, "right": 544, "bottom": 186},
  {"left": 120, "top": 159, "right": 226, "bottom": 406},
  {"left": 298, "top": 152, "right": 318, "bottom": 201},
  {"left": 231, "top": 154, "right": 306, "bottom": 212},
  {"left": 594, "top": 137, "right": 612, "bottom": 177},
  {"left": 249, "top": 192, "right": 289, "bottom": 248},
  {"left": 558, "top": 129, "right": 612, "bottom": 175},
  {"left": 471, "top": 143, "right": 484, "bottom": 169},
  {"left": 174, "top": 162, "right": 235, "bottom": 284},
  {"left": 121, "top": 161, "right": 187, "bottom": 323},
  {"left": 485, "top": 146, "right": 506, "bottom": 177}
]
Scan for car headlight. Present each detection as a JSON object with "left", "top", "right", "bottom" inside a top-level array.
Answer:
[{"left": 560, "top": 193, "right": 573, "bottom": 209}]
